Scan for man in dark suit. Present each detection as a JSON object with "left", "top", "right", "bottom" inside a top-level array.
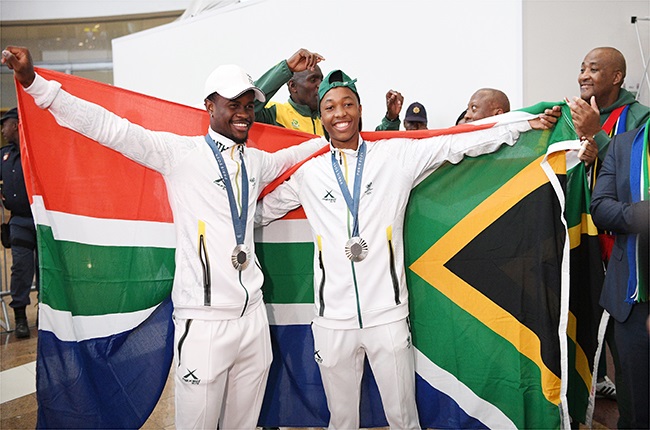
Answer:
[{"left": 591, "top": 120, "right": 649, "bottom": 430}]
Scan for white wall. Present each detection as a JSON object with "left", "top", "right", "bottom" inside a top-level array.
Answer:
[
  {"left": 0, "top": 0, "right": 191, "bottom": 21},
  {"left": 112, "top": 0, "right": 524, "bottom": 129},
  {"left": 524, "top": 1, "right": 650, "bottom": 107}
]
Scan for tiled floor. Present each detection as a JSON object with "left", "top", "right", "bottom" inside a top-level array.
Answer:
[{"left": 0, "top": 291, "right": 620, "bottom": 430}]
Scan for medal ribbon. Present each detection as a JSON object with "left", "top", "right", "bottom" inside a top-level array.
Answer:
[
  {"left": 331, "top": 141, "right": 366, "bottom": 237},
  {"left": 204, "top": 134, "right": 249, "bottom": 246}
]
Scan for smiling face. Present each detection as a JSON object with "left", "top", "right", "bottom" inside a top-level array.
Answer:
[
  {"left": 205, "top": 91, "right": 256, "bottom": 144},
  {"left": 578, "top": 48, "right": 625, "bottom": 107},
  {"left": 319, "top": 86, "right": 362, "bottom": 149}
]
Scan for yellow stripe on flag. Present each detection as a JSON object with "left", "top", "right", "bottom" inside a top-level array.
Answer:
[{"left": 410, "top": 153, "right": 565, "bottom": 405}]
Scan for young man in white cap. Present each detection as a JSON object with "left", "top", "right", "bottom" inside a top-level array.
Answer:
[
  {"left": 256, "top": 69, "right": 560, "bottom": 429},
  {"left": 1, "top": 45, "right": 325, "bottom": 430}
]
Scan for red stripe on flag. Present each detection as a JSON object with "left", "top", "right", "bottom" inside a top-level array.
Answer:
[
  {"left": 16, "top": 68, "right": 495, "bottom": 222},
  {"left": 15, "top": 69, "right": 319, "bottom": 222}
]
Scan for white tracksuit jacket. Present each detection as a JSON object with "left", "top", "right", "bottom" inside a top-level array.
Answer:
[
  {"left": 26, "top": 73, "right": 324, "bottom": 321},
  {"left": 257, "top": 121, "right": 532, "bottom": 329}
]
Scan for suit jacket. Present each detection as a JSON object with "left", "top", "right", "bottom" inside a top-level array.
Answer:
[{"left": 591, "top": 126, "right": 650, "bottom": 322}]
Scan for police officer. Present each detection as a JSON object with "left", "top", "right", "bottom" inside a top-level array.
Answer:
[{"left": 1, "top": 107, "right": 38, "bottom": 339}]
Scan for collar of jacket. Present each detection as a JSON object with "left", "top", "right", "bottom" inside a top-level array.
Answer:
[{"left": 288, "top": 97, "right": 319, "bottom": 119}]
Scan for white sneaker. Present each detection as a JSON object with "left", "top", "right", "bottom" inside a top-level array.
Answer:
[{"left": 596, "top": 375, "right": 617, "bottom": 400}]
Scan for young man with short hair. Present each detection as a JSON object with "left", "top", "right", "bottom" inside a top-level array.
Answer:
[{"left": 257, "top": 69, "right": 560, "bottom": 429}]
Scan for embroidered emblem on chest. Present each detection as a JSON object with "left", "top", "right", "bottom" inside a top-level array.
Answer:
[
  {"left": 364, "top": 181, "right": 374, "bottom": 195},
  {"left": 322, "top": 190, "right": 336, "bottom": 203}
]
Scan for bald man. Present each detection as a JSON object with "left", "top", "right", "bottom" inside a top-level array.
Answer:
[
  {"left": 568, "top": 47, "right": 650, "bottom": 166},
  {"left": 567, "top": 47, "right": 649, "bottom": 430},
  {"left": 462, "top": 88, "right": 510, "bottom": 123}
]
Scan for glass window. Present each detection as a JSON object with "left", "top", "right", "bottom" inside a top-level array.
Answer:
[{"left": 1, "top": 13, "right": 180, "bottom": 108}]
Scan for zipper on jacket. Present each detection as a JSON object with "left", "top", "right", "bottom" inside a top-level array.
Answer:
[
  {"left": 239, "top": 271, "right": 249, "bottom": 317},
  {"left": 317, "top": 236, "right": 326, "bottom": 316},
  {"left": 386, "top": 226, "right": 401, "bottom": 305},
  {"left": 177, "top": 319, "right": 193, "bottom": 368},
  {"left": 198, "top": 220, "right": 211, "bottom": 306},
  {"left": 351, "top": 261, "right": 363, "bottom": 328}
]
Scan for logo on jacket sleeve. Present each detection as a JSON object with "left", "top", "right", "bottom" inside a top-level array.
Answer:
[
  {"left": 322, "top": 190, "right": 336, "bottom": 203},
  {"left": 314, "top": 350, "right": 323, "bottom": 364}
]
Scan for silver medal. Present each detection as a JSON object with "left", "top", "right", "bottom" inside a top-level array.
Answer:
[
  {"left": 344, "top": 237, "right": 368, "bottom": 262},
  {"left": 231, "top": 244, "right": 251, "bottom": 271}
]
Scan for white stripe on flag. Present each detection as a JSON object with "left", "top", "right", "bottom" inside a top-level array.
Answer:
[
  {"left": 254, "top": 219, "right": 312, "bottom": 243},
  {"left": 414, "top": 348, "right": 516, "bottom": 429},
  {"left": 266, "top": 303, "right": 315, "bottom": 325},
  {"left": 473, "top": 110, "right": 536, "bottom": 126},
  {"left": 31, "top": 195, "right": 176, "bottom": 247},
  {"left": 39, "top": 302, "right": 159, "bottom": 341}
]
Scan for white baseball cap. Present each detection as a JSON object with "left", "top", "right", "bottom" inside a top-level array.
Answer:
[{"left": 203, "top": 64, "right": 265, "bottom": 103}]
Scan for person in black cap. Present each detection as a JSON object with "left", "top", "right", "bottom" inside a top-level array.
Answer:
[
  {"left": 257, "top": 68, "right": 562, "bottom": 429},
  {"left": 0, "top": 107, "right": 38, "bottom": 339},
  {"left": 403, "top": 101, "right": 428, "bottom": 130}
]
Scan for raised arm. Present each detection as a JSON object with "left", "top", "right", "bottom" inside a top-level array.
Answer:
[
  {"left": 254, "top": 48, "right": 325, "bottom": 124},
  {"left": 403, "top": 106, "right": 562, "bottom": 181},
  {"left": 375, "top": 90, "right": 403, "bottom": 131},
  {"left": 2, "top": 46, "right": 36, "bottom": 88},
  {"left": 2, "top": 46, "right": 192, "bottom": 175}
]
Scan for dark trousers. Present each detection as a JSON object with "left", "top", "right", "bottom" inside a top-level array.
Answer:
[
  {"left": 9, "top": 223, "right": 38, "bottom": 310},
  {"left": 614, "top": 301, "right": 649, "bottom": 430}
]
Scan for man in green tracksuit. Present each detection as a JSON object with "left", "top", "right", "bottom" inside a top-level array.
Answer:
[
  {"left": 567, "top": 46, "right": 650, "bottom": 430},
  {"left": 254, "top": 49, "right": 403, "bottom": 136},
  {"left": 568, "top": 47, "right": 650, "bottom": 166}
]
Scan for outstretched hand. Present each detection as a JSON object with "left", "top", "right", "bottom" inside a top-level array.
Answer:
[
  {"left": 1, "top": 46, "right": 35, "bottom": 88},
  {"left": 529, "top": 105, "right": 561, "bottom": 130},
  {"left": 286, "top": 48, "right": 325, "bottom": 73},
  {"left": 385, "top": 90, "right": 403, "bottom": 121}
]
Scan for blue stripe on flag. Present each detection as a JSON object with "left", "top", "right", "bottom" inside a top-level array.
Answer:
[
  {"left": 415, "top": 374, "right": 488, "bottom": 429},
  {"left": 36, "top": 297, "right": 174, "bottom": 429}
]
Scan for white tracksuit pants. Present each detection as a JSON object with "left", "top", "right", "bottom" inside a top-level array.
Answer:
[
  {"left": 173, "top": 302, "right": 272, "bottom": 429},
  {"left": 312, "top": 318, "right": 420, "bottom": 429}
]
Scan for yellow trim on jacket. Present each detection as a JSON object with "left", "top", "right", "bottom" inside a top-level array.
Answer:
[{"left": 267, "top": 101, "right": 324, "bottom": 136}]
